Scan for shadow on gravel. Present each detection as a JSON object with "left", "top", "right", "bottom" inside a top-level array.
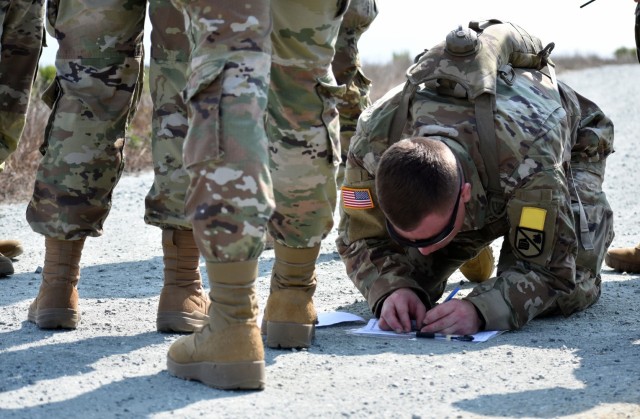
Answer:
[
  {"left": 451, "top": 273, "right": 640, "bottom": 417},
  {"left": 0, "top": 330, "right": 246, "bottom": 417},
  {"left": 0, "top": 332, "right": 161, "bottom": 394},
  {"left": 0, "top": 257, "right": 166, "bottom": 307},
  {"left": 0, "top": 370, "right": 251, "bottom": 418}
]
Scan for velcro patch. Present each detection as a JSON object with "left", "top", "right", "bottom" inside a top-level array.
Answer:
[
  {"left": 342, "top": 187, "right": 374, "bottom": 209},
  {"left": 519, "top": 207, "right": 546, "bottom": 231},
  {"left": 516, "top": 207, "right": 547, "bottom": 257}
]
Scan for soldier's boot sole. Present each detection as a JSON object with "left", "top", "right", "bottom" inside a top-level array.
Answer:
[
  {"left": 265, "top": 321, "right": 315, "bottom": 349},
  {"left": 166, "top": 357, "right": 265, "bottom": 390},
  {"left": 605, "top": 254, "right": 640, "bottom": 273},
  {"left": 28, "top": 307, "right": 79, "bottom": 329},
  {"left": 157, "top": 311, "right": 208, "bottom": 333}
]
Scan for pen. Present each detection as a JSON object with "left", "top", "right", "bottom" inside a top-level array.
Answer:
[
  {"left": 443, "top": 286, "right": 460, "bottom": 302},
  {"left": 415, "top": 287, "right": 464, "bottom": 337},
  {"left": 416, "top": 332, "right": 474, "bottom": 341}
]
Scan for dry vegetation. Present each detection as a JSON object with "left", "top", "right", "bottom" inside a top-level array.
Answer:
[
  {"left": 0, "top": 80, "right": 154, "bottom": 203},
  {"left": 0, "top": 53, "right": 635, "bottom": 204}
]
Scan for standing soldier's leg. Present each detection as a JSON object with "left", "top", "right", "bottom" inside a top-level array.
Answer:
[
  {"left": 145, "top": 0, "right": 209, "bottom": 333},
  {"left": 165, "top": 0, "right": 273, "bottom": 390},
  {"left": 333, "top": 0, "right": 377, "bottom": 187},
  {"left": 0, "top": 0, "right": 45, "bottom": 277},
  {"left": 26, "top": 0, "right": 146, "bottom": 329},
  {"left": 0, "top": 0, "right": 45, "bottom": 171},
  {"left": 264, "top": 0, "right": 347, "bottom": 349}
]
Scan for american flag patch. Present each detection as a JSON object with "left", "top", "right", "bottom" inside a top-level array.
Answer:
[{"left": 342, "top": 187, "right": 374, "bottom": 209}]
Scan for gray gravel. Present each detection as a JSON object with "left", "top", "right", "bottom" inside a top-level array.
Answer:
[{"left": 1, "top": 64, "right": 640, "bottom": 418}]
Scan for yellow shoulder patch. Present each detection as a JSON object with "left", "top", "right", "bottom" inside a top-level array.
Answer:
[{"left": 519, "top": 207, "right": 546, "bottom": 231}]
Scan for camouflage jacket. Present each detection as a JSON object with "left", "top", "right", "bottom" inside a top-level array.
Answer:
[{"left": 336, "top": 67, "right": 614, "bottom": 331}]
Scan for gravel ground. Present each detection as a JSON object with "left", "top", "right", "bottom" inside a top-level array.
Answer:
[{"left": 1, "top": 64, "right": 639, "bottom": 418}]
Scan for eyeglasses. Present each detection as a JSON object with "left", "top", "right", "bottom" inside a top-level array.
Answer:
[{"left": 385, "top": 165, "right": 463, "bottom": 249}]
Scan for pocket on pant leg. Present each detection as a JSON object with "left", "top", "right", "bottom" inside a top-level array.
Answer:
[
  {"left": 182, "top": 60, "right": 226, "bottom": 168},
  {"left": 316, "top": 76, "right": 346, "bottom": 166}
]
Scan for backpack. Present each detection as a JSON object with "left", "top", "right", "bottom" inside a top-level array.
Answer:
[{"left": 388, "top": 19, "right": 556, "bottom": 219}]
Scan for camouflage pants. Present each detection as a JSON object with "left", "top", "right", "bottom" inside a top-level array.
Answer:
[
  {"left": 27, "top": 0, "right": 146, "bottom": 239},
  {"left": 27, "top": 0, "right": 202, "bottom": 236},
  {"left": 26, "top": 0, "right": 274, "bottom": 264},
  {"left": 266, "top": 0, "right": 348, "bottom": 249},
  {"left": 143, "top": 0, "right": 191, "bottom": 231},
  {"left": 151, "top": 0, "right": 375, "bottom": 243},
  {"left": 176, "top": 0, "right": 274, "bottom": 262},
  {"left": 27, "top": 0, "right": 367, "bottom": 262},
  {"left": 0, "top": 0, "right": 45, "bottom": 172},
  {"left": 333, "top": 0, "right": 377, "bottom": 187}
]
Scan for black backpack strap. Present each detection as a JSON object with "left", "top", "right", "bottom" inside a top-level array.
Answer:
[
  {"left": 475, "top": 93, "right": 506, "bottom": 218},
  {"left": 388, "top": 82, "right": 417, "bottom": 143},
  {"left": 565, "top": 165, "right": 595, "bottom": 251}
]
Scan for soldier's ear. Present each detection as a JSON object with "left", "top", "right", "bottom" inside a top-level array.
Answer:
[{"left": 461, "top": 182, "right": 472, "bottom": 203}]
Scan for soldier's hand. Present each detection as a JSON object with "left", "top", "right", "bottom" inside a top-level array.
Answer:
[
  {"left": 419, "top": 299, "right": 482, "bottom": 335},
  {"left": 378, "top": 288, "right": 427, "bottom": 333}
]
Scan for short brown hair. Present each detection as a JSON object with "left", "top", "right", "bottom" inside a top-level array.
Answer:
[{"left": 376, "top": 137, "right": 459, "bottom": 231}]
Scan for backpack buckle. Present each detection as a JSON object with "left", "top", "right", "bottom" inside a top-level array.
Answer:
[{"left": 498, "top": 64, "right": 515, "bottom": 86}]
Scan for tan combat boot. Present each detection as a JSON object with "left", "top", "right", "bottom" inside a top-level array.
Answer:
[
  {"left": 0, "top": 252, "right": 13, "bottom": 277},
  {"left": 263, "top": 242, "right": 320, "bottom": 349},
  {"left": 0, "top": 239, "right": 24, "bottom": 259},
  {"left": 167, "top": 260, "right": 265, "bottom": 390},
  {"left": 28, "top": 237, "right": 85, "bottom": 329},
  {"left": 459, "top": 246, "right": 495, "bottom": 283},
  {"left": 605, "top": 243, "right": 640, "bottom": 273},
  {"left": 157, "top": 229, "right": 210, "bottom": 333}
]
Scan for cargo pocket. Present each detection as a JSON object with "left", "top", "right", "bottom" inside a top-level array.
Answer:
[
  {"left": 182, "top": 60, "right": 226, "bottom": 168},
  {"left": 507, "top": 188, "right": 558, "bottom": 267},
  {"left": 38, "top": 77, "right": 62, "bottom": 155},
  {"left": 316, "top": 76, "right": 346, "bottom": 166}
]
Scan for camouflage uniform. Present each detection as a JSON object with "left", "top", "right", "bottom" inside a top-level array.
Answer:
[
  {"left": 155, "top": 0, "right": 373, "bottom": 253},
  {"left": 0, "top": 0, "right": 45, "bottom": 172},
  {"left": 25, "top": 0, "right": 272, "bottom": 261},
  {"left": 143, "top": 0, "right": 191, "bottom": 231},
  {"left": 266, "top": 0, "right": 350, "bottom": 249},
  {"left": 333, "top": 0, "right": 378, "bottom": 186},
  {"left": 178, "top": 0, "right": 273, "bottom": 262},
  {"left": 27, "top": 0, "right": 355, "bottom": 260},
  {"left": 337, "top": 66, "right": 615, "bottom": 331},
  {"left": 26, "top": 0, "right": 147, "bottom": 239}
]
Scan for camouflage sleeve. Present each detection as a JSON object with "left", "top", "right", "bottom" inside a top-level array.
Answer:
[
  {"left": 335, "top": 136, "right": 431, "bottom": 316},
  {"left": 465, "top": 115, "right": 579, "bottom": 331}
]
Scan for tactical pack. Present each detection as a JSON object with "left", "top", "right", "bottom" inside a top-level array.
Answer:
[{"left": 388, "top": 19, "right": 556, "bottom": 219}]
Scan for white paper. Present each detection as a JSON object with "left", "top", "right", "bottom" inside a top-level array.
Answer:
[
  {"left": 317, "top": 311, "right": 367, "bottom": 328},
  {"left": 258, "top": 311, "right": 366, "bottom": 329},
  {"left": 348, "top": 319, "right": 503, "bottom": 343}
]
